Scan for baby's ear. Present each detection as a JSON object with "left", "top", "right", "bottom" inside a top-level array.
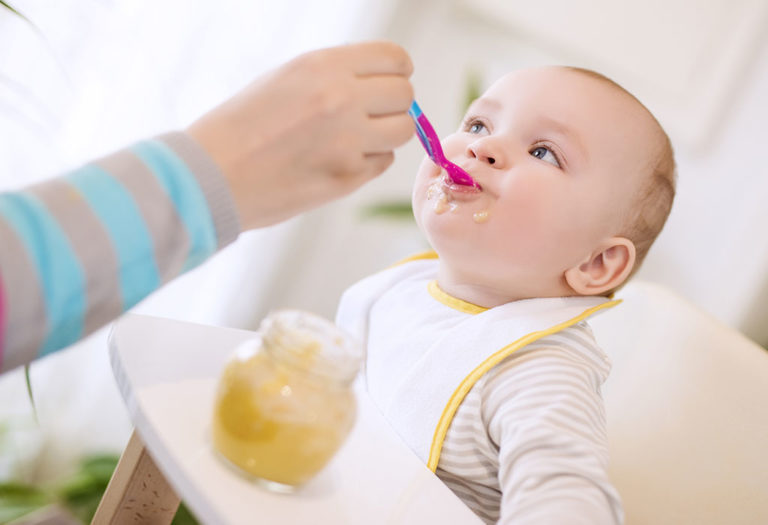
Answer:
[{"left": 564, "top": 238, "right": 636, "bottom": 296}]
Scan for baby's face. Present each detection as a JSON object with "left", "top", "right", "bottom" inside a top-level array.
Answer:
[{"left": 412, "top": 68, "right": 657, "bottom": 302}]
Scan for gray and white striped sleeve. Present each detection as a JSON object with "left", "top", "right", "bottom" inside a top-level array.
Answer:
[{"left": 483, "top": 334, "right": 624, "bottom": 524}]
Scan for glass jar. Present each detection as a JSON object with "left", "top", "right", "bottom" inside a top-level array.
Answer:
[{"left": 211, "top": 310, "right": 361, "bottom": 492}]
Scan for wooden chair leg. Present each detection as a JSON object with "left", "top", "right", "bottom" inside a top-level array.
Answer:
[{"left": 91, "top": 430, "right": 180, "bottom": 525}]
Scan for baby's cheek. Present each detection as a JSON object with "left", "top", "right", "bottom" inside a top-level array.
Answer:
[
  {"left": 441, "top": 135, "right": 465, "bottom": 158},
  {"left": 412, "top": 159, "right": 439, "bottom": 204},
  {"left": 490, "top": 204, "right": 557, "bottom": 260},
  {"left": 416, "top": 157, "right": 440, "bottom": 178}
]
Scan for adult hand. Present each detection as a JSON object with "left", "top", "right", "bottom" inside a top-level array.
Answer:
[{"left": 188, "top": 41, "right": 414, "bottom": 230}]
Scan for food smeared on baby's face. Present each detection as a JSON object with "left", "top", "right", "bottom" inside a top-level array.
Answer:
[
  {"left": 426, "top": 170, "right": 490, "bottom": 220},
  {"left": 427, "top": 178, "right": 454, "bottom": 214}
]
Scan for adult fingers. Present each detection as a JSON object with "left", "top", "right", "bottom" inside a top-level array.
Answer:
[
  {"left": 338, "top": 41, "right": 414, "bottom": 77},
  {"left": 357, "top": 75, "right": 414, "bottom": 116},
  {"left": 361, "top": 151, "right": 395, "bottom": 178},
  {"left": 361, "top": 113, "right": 414, "bottom": 153}
]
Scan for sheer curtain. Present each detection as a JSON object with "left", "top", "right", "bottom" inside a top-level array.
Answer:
[{"left": 0, "top": 0, "right": 396, "bottom": 482}]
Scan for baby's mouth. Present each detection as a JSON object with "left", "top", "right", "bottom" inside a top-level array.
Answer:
[
  {"left": 440, "top": 172, "right": 482, "bottom": 199},
  {"left": 426, "top": 172, "right": 482, "bottom": 214}
]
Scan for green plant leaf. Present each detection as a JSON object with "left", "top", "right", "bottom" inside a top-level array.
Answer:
[
  {"left": 1, "top": 453, "right": 200, "bottom": 525},
  {"left": 23, "top": 365, "right": 37, "bottom": 424},
  {"left": 55, "top": 454, "right": 119, "bottom": 523},
  {"left": 0, "top": 482, "right": 52, "bottom": 523},
  {"left": 360, "top": 201, "right": 414, "bottom": 221},
  {"left": 171, "top": 502, "right": 200, "bottom": 525},
  {"left": 0, "top": 1, "right": 32, "bottom": 24},
  {"left": 79, "top": 455, "right": 121, "bottom": 482},
  {"left": 57, "top": 456, "right": 119, "bottom": 499},
  {"left": 463, "top": 69, "right": 483, "bottom": 113},
  {"left": 61, "top": 491, "right": 105, "bottom": 524}
]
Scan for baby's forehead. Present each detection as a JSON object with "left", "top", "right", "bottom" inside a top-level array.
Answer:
[
  {"left": 486, "top": 67, "right": 634, "bottom": 108},
  {"left": 482, "top": 67, "right": 664, "bottom": 163}
]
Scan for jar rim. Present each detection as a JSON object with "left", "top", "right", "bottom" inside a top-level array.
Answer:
[{"left": 260, "top": 309, "right": 362, "bottom": 385}]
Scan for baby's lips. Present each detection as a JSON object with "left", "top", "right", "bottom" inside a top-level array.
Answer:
[{"left": 447, "top": 168, "right": 482, "bottom": 192}]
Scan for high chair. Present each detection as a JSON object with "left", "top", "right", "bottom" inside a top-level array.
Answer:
[
  {"left": 591, "top": 281, "right": 768, "bottom": 525},
  {"left": 92, "top": 282, "right": 767, "bottom": 524}
]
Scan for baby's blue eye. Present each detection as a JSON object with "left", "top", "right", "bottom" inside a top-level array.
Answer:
[
  {"left": 469, "top": 122, "right": 485, "bottom": 134},
  {"left": 530, "top": 146, "right": 561, "bottom": 168},
  {"left": 462, "top": 116, "right": 490, "bottom": 135}
]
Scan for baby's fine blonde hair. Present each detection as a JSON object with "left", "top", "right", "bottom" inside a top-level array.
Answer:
[{"left": 566, "top": 67, "right": 677, "bottom": 280}]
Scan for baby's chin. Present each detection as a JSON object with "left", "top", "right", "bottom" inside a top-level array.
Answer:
[{"left": 418, "top": 213, "right": 476, "bottom": 262}]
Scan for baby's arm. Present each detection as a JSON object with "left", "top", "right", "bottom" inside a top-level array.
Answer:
[{"left": 484, "top": 342, "right": 623, "bottom": 524}]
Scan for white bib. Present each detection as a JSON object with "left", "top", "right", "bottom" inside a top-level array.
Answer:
[{"left": 336, "top": 254, "right": 619, "bottom": 470}]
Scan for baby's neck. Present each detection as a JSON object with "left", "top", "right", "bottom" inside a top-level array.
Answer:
[{"left": 435, "top": 264, "right": 576, "bottom": 308}]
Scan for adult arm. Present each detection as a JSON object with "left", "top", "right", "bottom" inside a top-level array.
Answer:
[
  {"left": 0, "top": 133, "right": 238, "bottom": 372},
  {"left": 0, "top": 41, "right": 414, "bottom": 373}
]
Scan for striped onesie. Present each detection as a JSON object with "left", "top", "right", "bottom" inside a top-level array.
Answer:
[
  {"left": 337, "top": 257, "right": 624, "bottom": 524},
  {"left": 0, "top": 132, "right": 240, "bottom": 373}
]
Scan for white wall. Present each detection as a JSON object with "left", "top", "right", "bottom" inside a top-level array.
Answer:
[{"left": 641, "top": 40, "right": 768, "bottom": 344}]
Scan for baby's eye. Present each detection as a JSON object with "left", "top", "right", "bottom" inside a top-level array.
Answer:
[
  {"left": 469, "top": 122, "right": 486, "bottom": 134},
  {"left": 530, "top": 146, "right": 561, "bottom": 168},
  {"left": 462, "top": 117, "right": 489, "bottom": 135}
]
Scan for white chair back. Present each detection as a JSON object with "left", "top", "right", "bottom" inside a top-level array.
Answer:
[{"left": 591, "top": 281, "right": 768, "bottom": 525}]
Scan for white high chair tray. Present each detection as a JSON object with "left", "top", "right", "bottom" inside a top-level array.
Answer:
[{"left": 109, "top": 313, "right": 481, "bottom": 525}]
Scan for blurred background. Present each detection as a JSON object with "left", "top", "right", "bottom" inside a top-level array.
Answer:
[{"left": 1, "top": 0, "right": 767, "bottom": 521}]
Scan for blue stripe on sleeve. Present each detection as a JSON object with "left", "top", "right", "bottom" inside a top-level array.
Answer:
[
  {"left": 0, "top": 193, "right": 86, "bottom": 356},
  {"left": 66, "top": 166, "right": 160, "bottom": 310},
  {"left": 131, "top": 140, "right": 218, "bottom": 271}
]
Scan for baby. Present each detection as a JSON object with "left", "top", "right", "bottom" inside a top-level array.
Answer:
[{"left": 336, "top": 67, "right": 675, "bottom": 524}]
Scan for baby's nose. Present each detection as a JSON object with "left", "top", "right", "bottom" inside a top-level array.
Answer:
[{"left": 467, "top": 140, "right": 501, "bottom": 167}]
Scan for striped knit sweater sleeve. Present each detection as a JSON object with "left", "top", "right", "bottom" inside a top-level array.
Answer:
[
  {"left": 487, "top": 343, "right": 622, "bottom": 524},
  {"left": 436, "top": 323, "right": 623, "bottom": 524},
  {"left": 0, "top": 131, "right": 240, "bottom": 373}
]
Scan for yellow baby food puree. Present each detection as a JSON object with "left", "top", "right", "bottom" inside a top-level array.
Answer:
[{"left": 212, "top": 344, "right": 356, "bottom": 487}]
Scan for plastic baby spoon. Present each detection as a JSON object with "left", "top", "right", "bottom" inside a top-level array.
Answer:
[{"left": 408, "top": 100, "right": 479, "bottom": 188}]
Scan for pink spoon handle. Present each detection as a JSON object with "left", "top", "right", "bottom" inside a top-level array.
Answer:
[{"left": 409, "top": 101, "right": 479, "bottom": 188}]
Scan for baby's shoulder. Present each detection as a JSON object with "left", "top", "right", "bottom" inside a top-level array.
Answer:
[{"left": 480, "top": 321, "right": 611, "bottom": 394}]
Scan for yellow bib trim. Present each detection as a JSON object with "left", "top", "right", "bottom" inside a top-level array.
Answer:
[
  {"left": 391, "top": 250, "right": 438, "bottom": 267},
  {"left": 428, "top": 280, "right": 488, "bottom": 315},
  {"left": 425, "top": 299, "right": 622, "bottom": 472}
]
